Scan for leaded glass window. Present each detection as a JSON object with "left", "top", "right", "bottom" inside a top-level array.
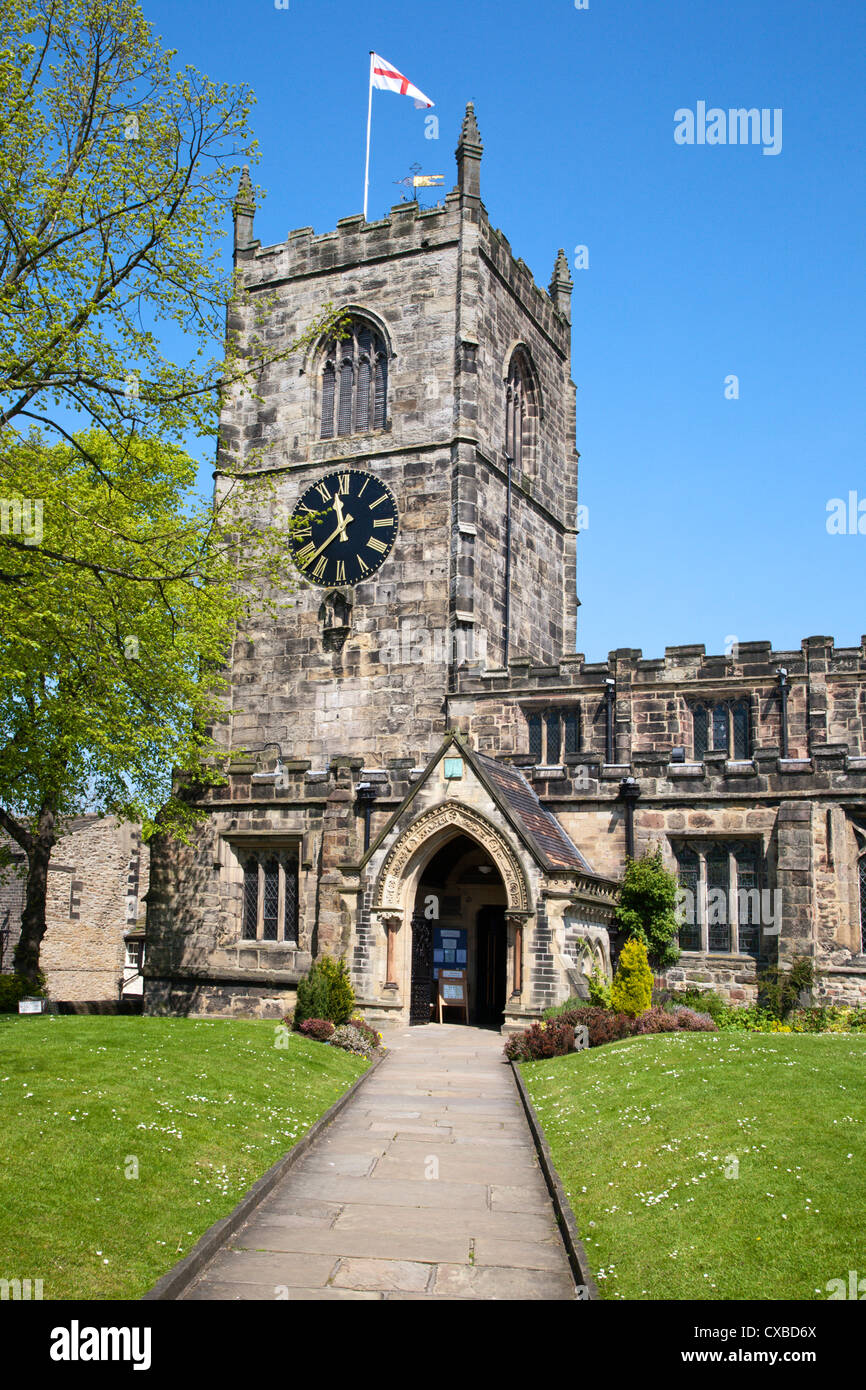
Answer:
[
  {"left": 262, "top": 858, "right": 279, "bottom": 941},
  {"left": 692, "top": 700, "right": 751, "bottom": 760},
  {"left": 527, "top": 705, "right": 580, "bottom": 762},
  {"left": 320, "top": 320, "right": 388, "bottom": 440},
  {"left": 732, "top": 700, "right": 750, "bottom": 760},
  {"left": 672, "top": 839, "right": 765, "bottom": 956},
  {"left": 675, "top": 846, "right": 701, "bottom": 951},
  {"left": 527, "top": 713, "right": 542, "bottom": 762},
  {"left": 736, "top": 843, "right": 761, "bottom": 956},
  {"left": 239, "top": 848, "right": 301, "bottom": 944},
  {"left": 693, "top": 705, "right": 709, "bottom": 760},
  {"left": 243, "top": 860, "right": 259, "bottom": 941},
  {"left": 706, "top": 846, "right": 731, "bottom": 952},
  {"left": 545, "top": 711, "right": 561, "bottom": 763}
]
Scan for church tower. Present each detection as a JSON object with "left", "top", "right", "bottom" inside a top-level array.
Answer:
[
  {"left": 144, "top": 106, "right": 617, "bottom": 1029},
  {"left": 216, "top": 102, "right": 580, "bottom": 768}
]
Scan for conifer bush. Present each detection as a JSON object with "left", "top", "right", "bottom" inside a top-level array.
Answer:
[
  {"left": 293, "top": 955, "right": 355, "bottom": 1027},
  {"left": 610, "top": 937, "right": 653, "bottom": 1017}
]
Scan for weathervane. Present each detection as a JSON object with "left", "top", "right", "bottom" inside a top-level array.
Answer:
[{"left": 394, "top": 162, "right": 444, "bottom": 206}]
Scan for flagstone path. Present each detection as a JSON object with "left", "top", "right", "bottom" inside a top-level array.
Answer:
[{"left": 182, "top": 1023, "right": 579, "bottom": 1300}]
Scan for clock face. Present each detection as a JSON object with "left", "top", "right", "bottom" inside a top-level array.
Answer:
[{"left": 289, "top": 468, "right": 399, "bottom": 587}]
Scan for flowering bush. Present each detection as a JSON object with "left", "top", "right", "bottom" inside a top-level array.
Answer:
[
  {"left": 503, "top": 1018, "right": 575, "bottom": 1061},
  {"left": 298, "top": 1017, "right": 335, "bottom": 1042},
  {"left": 346, "top": 1016, "right": 382, "bottom": 1049},
  {"left": 329, "top": 1023, "right": 376, "bottom": 1057}
]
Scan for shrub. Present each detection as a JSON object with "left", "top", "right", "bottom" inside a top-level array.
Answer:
[
  {"left": 294, "top": 954, "right": 355, "bottom": 1027},
  {"left": 614, "top": 847, "right": 681, "bottom": 968},
  {"left": 298, "top": 1017, "right": 335, "bottom": 1042},
  {"left": 543, "top": 994, "right": 587, "bottom": 1019},
  {"left": 637, "top": 1004, "right": 717, "bottom": 1035},
  {"left": 0, "top": 971, "right": 45, "bottom": 1013},
  {"left": 554, "top": 1005, "right": 637, "bottom": 1047},
  {"left": 758, "top": 954, "right": 815, "bottom": 1020},
  {"left": 329, "top": 1023, "right": 375, "bottom": 1057},
  {"left": 610, "top": 937, "right": 653, "bottom": 1017},
  {"left": 587, "top": 966, "right": 613, "bottom": 1009},
  {"left": 674, "top": 987, "right": 731, "bottom": 1023},
  {"left": 319, "top": 955, "right": 355, "bottom": 1025},
  {"left": 346, "top": 1016, "right": 382, "bottom": 1049},
  {"left": 503, "top": 1018, "right": 575, "bottom": 1061}
]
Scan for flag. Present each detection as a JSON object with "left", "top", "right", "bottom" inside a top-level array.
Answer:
[{"left": 370, "top": 52, "right": 434, "bottom": 109}]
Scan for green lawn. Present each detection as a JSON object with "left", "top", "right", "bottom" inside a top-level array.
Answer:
[
  {"left": 0, "top": 1015, "right": 368, "bottom": 1299},
  {"left": 522, "top": 1032, "right": 866, "bottom": 1300}
]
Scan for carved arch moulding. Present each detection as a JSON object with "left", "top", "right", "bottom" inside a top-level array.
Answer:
[{"left": 372, "top": 803, "right": 531, "bottom": 915}]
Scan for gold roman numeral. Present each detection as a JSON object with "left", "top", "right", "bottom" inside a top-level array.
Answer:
[
  {"left": 314, "top": 481, "right": 332, "bottom": 503},
  {"left": 296, "top": 541, "right": 316, "bottom": 566},
  {"left": 294, "top": 524, "right": 312, "bottom": 539},
  {"left": 373, "top": 517, "right": 394, "bottom": 528},
  {"left": 311, "top": 557, "right": 328, "bottom": 580},
  {"left": 368, "top": 494, "right": 387, "bottom": 510},
  {"left": 337, "top": 474, "right": 350, "bottom": 495},
  {"left": 367, "top": 537, "right": 388, "bottom": 554},
  {"left": 357, "top": 475, "right": 371, "bottom": 496},
  {"left": 335, "top": 560, "right": 346, "bottom": 582},
  {"left": 356, "top": 555, "right": 371, "bottom": 576}
]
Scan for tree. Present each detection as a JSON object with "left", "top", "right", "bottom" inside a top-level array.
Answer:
[
  {"left": 0, "top": 429, "right": 293, "bottom": 987},
  {"left": 0, "top": 0, "right": 337, "bottom": 529},
  {"left": 614, "top": 847, "right": 682, "bottom": 969}
]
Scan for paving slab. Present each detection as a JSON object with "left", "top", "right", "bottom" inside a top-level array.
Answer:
[{"left": 181, "top": 1024, "right": 578, "bottom": 1301}]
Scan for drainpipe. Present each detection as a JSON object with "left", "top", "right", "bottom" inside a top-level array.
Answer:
[
  {"left": 777, "top": 668, "right": 789, "bottom": 759},
  {"left": 503, "top": 451, "right": 513, "bottom": 666},
  {"left": 618, "top": 777, "right": 641, "bottom": 862},
  {"left": 604, "top": 677, "right": 615, "bottom": 764},
  {"left": 356, "top": 782, "right": 378, "bottom": 853}
]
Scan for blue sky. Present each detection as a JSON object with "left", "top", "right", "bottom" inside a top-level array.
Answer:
[{"left": 144, "top": 0, "right": 865, "bottom": 663}]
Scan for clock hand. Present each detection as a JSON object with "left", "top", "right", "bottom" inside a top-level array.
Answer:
[{"left": 305, "top": 512, "right": 354, "bottom": 563}]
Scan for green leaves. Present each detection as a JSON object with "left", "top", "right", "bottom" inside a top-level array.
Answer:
[
  {"left": 614, "top": 848, "right": 682, "bottom": 969},
  {"left": 0, "top": 428, "right": 292, "bottom": 840}
]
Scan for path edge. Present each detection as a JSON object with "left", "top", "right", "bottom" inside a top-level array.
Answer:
[
  {"left": 510, "top": 1059, "right": 600, "bottom": 1301},
  {"left": 141, "top": 1047, "right": 388, "bottom": 1301}
]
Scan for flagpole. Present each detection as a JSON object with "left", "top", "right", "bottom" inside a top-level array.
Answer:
[{"left": 363, "top": 51, "right": 374, "bottom": 220}]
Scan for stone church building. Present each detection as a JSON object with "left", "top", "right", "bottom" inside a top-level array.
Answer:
[{"left": 143, "top": 105, "right": 866, "bottom": 1028}]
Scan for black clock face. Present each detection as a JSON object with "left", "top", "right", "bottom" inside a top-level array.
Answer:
[{"left": 289, "top": 468, "right": 399, "bottom": 586}]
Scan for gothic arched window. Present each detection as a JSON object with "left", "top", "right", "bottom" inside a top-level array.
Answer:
[
  {"left": 320, "top": 319, "right": 388, "bottom": 439},
  {"left": 504, "top": 348, "right": 538, "bottom": 473},
  {"left": 859, "top": 854, "right": 866, "bottom": 953}
]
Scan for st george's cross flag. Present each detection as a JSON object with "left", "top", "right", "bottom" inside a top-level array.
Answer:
[
  {"left": 363, "top": 52, "right": 435, "bottom": 218},
  {"left": 369, "top": 52, "right": 434, "bottom": 109}
]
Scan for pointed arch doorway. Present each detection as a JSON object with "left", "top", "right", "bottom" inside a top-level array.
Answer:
[{"left": 409, "top": 833, "right": 509, "bottom": 1027}]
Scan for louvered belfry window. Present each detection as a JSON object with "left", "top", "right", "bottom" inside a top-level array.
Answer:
[
  {"left": 240, "top": 848, "right": 300, "bottom": 944},
  {"left": 320, "top": 319, "right": 388, "bottom": 439},
  {"left": 505, "top": 348, "right": 537, "bottom": 473}
]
